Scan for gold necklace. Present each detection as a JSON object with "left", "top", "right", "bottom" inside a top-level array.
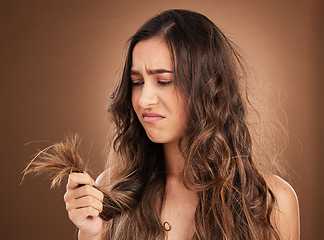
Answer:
[{"left": 161, "top": 185, "right": 172, "bottom": 232}]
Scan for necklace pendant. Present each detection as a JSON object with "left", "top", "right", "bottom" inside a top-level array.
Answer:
[{"left": 163, "top": 221, "right": 171, "bottom": 231}]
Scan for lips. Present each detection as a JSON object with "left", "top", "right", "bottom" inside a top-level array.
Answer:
[{"left": 142, "top": 112, "right": 165, "bottom": 123}]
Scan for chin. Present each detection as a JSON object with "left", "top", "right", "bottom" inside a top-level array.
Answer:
[
  {"left": 144, "top": 129, "right": 179, "bottom": 145},
  {"left": 147, "top": 134, "right": 178, "bottom": 145},
  {"left": 145, "top": 133, "right": 165, "bottom": 144},
  {"left": 147, "top": 136, "right": 164, "bottom": 144}
]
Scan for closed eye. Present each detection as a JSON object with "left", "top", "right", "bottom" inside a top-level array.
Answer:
[
  {"left": 158, "top": 80, "right": 173, "bottom": 86},
  {"left": 131, "top": 81, "right": 144, "bottom": 87}
]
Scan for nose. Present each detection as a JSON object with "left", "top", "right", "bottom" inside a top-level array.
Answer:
[{"left": 138, "top": 82, "right": 158, "bottom": 108}]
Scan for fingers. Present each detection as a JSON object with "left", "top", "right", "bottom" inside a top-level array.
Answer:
[
  {"left": 64, "top": 175, "right": 104, "bottom": 213},
  {"left": 64, "top": 172, "right": 104, "bottom": 216},
  {"left": 64, "top": 172, "right": 104, "bottom": 236},
  {"left": 66, "top": 172, "right": 94, "bottom": 190},
  {"left": 64, "top": 184, "right": 104, "bottom": 203},
  {"left": 65, "top": 194, "right": 103, "bottom": 213}
]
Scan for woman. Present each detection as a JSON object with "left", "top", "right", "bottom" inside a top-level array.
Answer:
[{"left": 63, "top": 9, "right": 299, "bottom": 239}]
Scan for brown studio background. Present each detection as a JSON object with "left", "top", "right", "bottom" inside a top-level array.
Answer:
[{"left": 0, "top": 0, "right": 323, "bottom": 239}]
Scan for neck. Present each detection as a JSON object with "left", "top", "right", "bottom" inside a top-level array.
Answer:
[{"left": 163, "top": 141, "right": 185, "bottom": 179}]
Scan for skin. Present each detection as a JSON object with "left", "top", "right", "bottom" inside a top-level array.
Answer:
[
  {"left": 64, "top": 37, "right": 300, "bottom": 240},
  {"left": 131, "top": 38, "right": 198, "bottom": 239},
  {"left": 64, "top": 172, "right": 103, "bottom": 240},
  {"left": 266, "top": 175, "right": 300, "bottom": 240},
  {"left": 130, "top": 37, "right": 187, "bottom": 147}
]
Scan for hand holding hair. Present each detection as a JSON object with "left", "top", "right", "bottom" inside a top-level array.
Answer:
[
  {"left": 64, "top": 172, "right": 104, "bottom": 238},
  {"left": 21, "top": 134, "right": 138, "bottom": 223}
]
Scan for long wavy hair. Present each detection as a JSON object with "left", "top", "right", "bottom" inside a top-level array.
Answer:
[{"left": 103, "top": 9, "right": 280, "bottom": 239}]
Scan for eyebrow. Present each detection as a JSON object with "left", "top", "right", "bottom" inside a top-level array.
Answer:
[{"left": 130, "top": 69, "right": 174, "bottom": 76}]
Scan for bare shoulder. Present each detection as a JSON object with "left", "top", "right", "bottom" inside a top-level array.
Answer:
[
  {"left": 95, "top": 169, "right": 110, "bottom": 187},
  {"left": 264, "top": 175, "right": 298, "bottom": 204},
  {"left": 263, "top": 174, "right": 300, "bottom": 239}
]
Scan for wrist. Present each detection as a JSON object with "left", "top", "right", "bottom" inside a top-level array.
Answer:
[{"left": 78, "top": 229, "right": 102, "bottom": 240}]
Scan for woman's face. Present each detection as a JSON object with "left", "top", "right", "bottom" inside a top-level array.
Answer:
[{"left": 131, "top": 37, "right": 187, "bottom": 145}]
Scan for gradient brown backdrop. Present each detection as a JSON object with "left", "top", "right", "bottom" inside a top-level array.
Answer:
[{"left": 1, "top": 0, "right": 323, "bottom": 239}]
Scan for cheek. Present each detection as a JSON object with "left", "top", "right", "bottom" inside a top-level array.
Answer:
[
  {"left": 131, "top": 90, "right": 137, "bottom": 109},
  {"left": 176, "top": 95, "right": 188, "bottom": 126},
  {"left": 131, "top": 90, "right": 140, "bottom": 116}
]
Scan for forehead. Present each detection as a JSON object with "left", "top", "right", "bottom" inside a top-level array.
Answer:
[{"left": 131, "top": 37, "right": 173, "bottom": 71}]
